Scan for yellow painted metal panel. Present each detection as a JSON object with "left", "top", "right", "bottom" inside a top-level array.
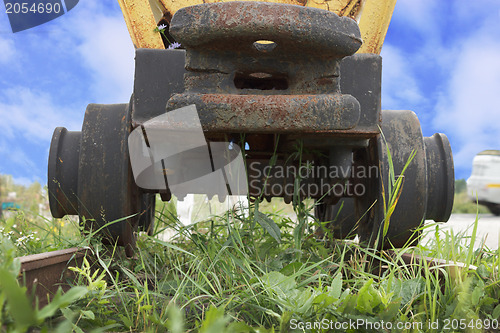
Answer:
[
  {"left": 118, "top": 0, "right": 396, "bottom": 54},
  {"left": 357, "top": 0, "right": 397, "bottom": 54},
  {"left": 117, "top": 0, "right": 164, "bottom": 49}
]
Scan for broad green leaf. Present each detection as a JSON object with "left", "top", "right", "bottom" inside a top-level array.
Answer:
[
  {"left": 356, "top": 279, "right": 381, "bottom": 314},
  {"left": 313, "top": 293, "right": 328, "bottom": 305},
  {"left": 57, "top": 286, "right": 88, "bottom": 307},
  {"left": 199, "top": 306, "right": 230, "bottom": 333},
  {"left": 477, "top": 264, "right": 489, "bottom": 279},
  {"left": 120, "top": 314, "right": 133, "bottom": 328},
  {"left": 493, "top": 304, "right": 500, "bottom": 319},
  {"left": 329, "top": 272, "right": 342, "bottom": 300},
  {"left": 167, "top": 304, "right": 184, "bottom": 333},
  {"left": 81, "top": 309, "right": 95, "bottom": 320},
  {"left": 0, "top": 268, "right": 37, "bottom": 328},
  {"left": 60, "top": 307, "right": 76, "bottom": 320},
  {"left": 280, "top": 262, "right": 302, "bottom": 276},
  {"left": 262, "top": 271, "right": 296, "bottom": 293},
  {"left": 227, "top": 321, "right": 255, "bottom": 332},
  {"left": 471, "top": 285, "right": 483, "bottom": 306},
  {"left": 90, "top": 323, "right": 121, "bottom": 333},
  {"left": 294, "top": 289, "right": 315, "bottom": 314},
  {"left": 55, "top": 318, "right": 75, "bottom": 333},
  {"left": 356, "top": 280, "right": 374, "bottom": 314},
  {"left": 37, "top": 286, "right": 87, "bottom": 320},
  {"left": 255, "top": 211, "right": 281, "bottom": 243},
  {"left": 400, "top": 278, "right": 425, "bottom": 305},
  {"left": 379, "top": 301, "right": 401, "bottom": 321}
]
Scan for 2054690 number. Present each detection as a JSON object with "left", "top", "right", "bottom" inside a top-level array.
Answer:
[
  {"left": 5, "top": 2, "right": 61, "bottom": 14},
  {"left": 443, "top": 318, "right": 498, "bottom": 330}
]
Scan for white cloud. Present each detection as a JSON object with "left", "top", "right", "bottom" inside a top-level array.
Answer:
[
  {"left": 0, "top": 87, "right": 81, "bottom": 142},
  {"left": 391, "top": 0, "right": 439, "bottom": 36},
  {"left": 70, "top": 3, "right": 135, "bottom": 103},
  {"left": 11, "top": 176, "right": 37, "bottom": 187},
  {"left": 451, "top": 0, "right": 500, "bottom": 23},
  {"left": 384, "top": 1, "right": 500, "bottom": 178},
  {"left": 0, "top": 1, "right": 136, "bottom": 184},
  {"left": 0, "top": 37, "right": 16, "bottom": 64},
  {"left": 381, "top": 44, "right": 423, "bottom": 110},
  {"left": 0, "top": 148, "right": 38, "bottom": 174},
  {"left": 0, "top": 87, "right": 81, "bottom": 183},
  {"left": 0, "top": 140, "right": 44, "bottom": 184},
  {"left": 23, "top": 1, "right": 136, "bottom": 104},
  {"left": 434, "top": 23, "right": 500, "bottom": 176}
]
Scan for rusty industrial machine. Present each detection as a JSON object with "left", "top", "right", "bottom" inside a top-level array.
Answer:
[{"left": 48, "top": 0, "right": 454, "bottom": 255}]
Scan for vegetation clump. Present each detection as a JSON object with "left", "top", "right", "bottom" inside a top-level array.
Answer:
[{"left": 1, "top": 174, "right": 500, "bottom": 332}]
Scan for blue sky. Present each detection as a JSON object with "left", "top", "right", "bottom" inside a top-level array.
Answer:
[{"left": 0, "top": 0, "right": 499, "bottom": 186}]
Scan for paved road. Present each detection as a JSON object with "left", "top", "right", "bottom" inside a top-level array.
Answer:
[{"left": 421, "top": 214, "right": 500, "bottom": 250}]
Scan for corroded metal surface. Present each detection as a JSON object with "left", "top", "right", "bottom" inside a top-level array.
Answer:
[
  {"left": 169, "top": 2, "right": 362, "bottom": 55},
  {"left": 315, "top": 110, "right": 455, "bottom": 250},
  {"left": 370, "top": 110, "right": 428, "bottom": 248},
  {"left": 78, "top": 104, "right": 141, "bottom": 256},
  {"left": 17, "top": 248, "right": 89, "bottom": 308},
  {"left": 49, "top": 0, "right": 455, "bottom": 252},
  {"left": 167, "top": 93, "right": 360, "bottom": 133},
  {"left": 120, "top": 0, "right": 395, "bottom": 54},
  {"left": 131, "top": 50, "right": 382, "bottom": 135},
  {"left": 167, "top": 2, "right": 361, "bottom": 134},
  {"left": 355, "top": 110, "right": 454, "bottom": 249},
  {"left": 48, "top": 104, "right": 156, "bottom": 256},
  {"left": 424, "top": 133, "right": 454, "bottom": 222}
]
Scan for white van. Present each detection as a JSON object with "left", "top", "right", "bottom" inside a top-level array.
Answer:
[{"left": 467, "top": 150, "right": 500, "bottom": 215}]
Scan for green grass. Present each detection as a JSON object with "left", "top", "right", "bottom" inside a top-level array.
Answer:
[
  {"left": 2, "top": 198, "right": 500, "bottom": 332},
  {"left": 1, "top": 167, "right": 499, "bottom": 332},
  {"left": 0, "top": 210, "right": 82, "bottom": 256},
  {"left": 452, "top": 179, "right": 489, "bottom": 215}
]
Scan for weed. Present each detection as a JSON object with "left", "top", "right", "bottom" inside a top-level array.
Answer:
[{"left": 1, "top": 143, "right": 499, "bottom": 331}]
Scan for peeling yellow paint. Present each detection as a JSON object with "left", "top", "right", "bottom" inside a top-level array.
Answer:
[{"left": 117, "top": 0, "right": 164, "bottom": 49}]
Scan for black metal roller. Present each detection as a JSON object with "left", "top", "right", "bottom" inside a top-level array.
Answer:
[
  {"left": 359, "top": 110, "right": 454, "bottom": 249},
  {"left": 363, "top": 110, "right": 428, "bottom": 249},
  {"left": 48, "top": 127, "right": 81, "bottom": 218},
  {"left": 424, "top": 133, "right": 454, "bottom": 222},
  {"left": 317, "top": 110, "right": 455, "bottom": 249},
  {"left": 77, "top": 103, "right": 142, "bottom": 256}
]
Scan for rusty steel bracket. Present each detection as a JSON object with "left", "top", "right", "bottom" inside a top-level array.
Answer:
[
  {"left": 165, "top": 2, "right": 362, "bottom": 134},
  {"left": 17, "top": 248, "right": 91, "bottom": 308},
  {"left": 132, "top": 50, "right": 382, "bottom": 137}
]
